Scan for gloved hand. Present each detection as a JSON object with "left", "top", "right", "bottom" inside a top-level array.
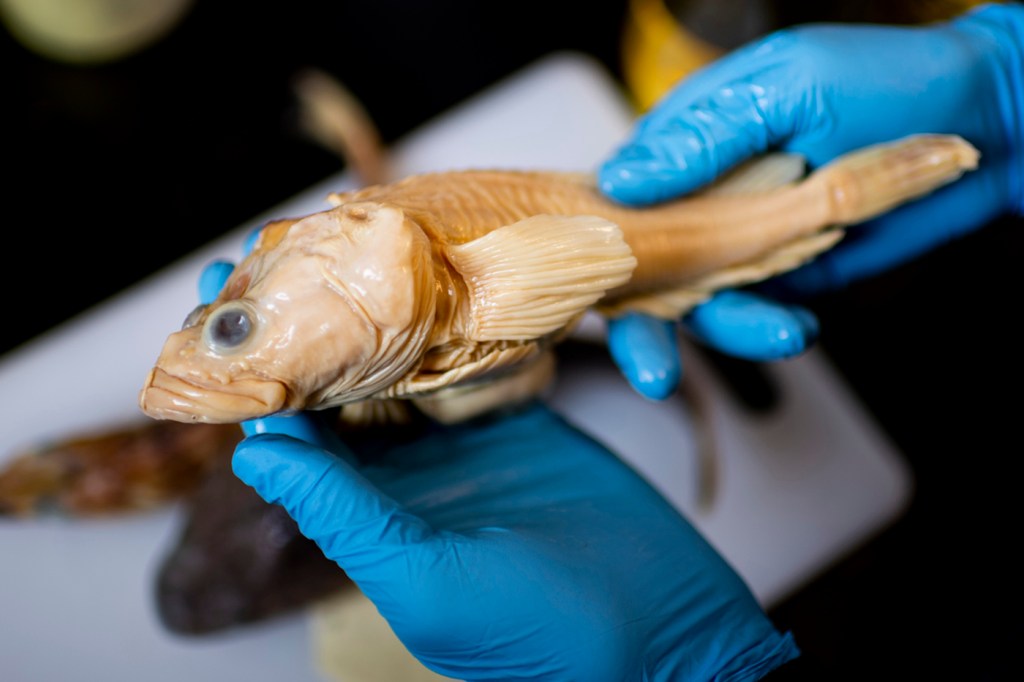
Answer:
[
  {"left": 235, "top": 404, "right": 799, "bottom": 681},
  {"left": 599, "top": 2, "right": 1023, "bottom": 399},
  {"left": 198, "top": 256, "right": 799, "bottom": 680}
]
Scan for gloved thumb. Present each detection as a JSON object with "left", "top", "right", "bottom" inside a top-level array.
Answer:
[
  {"left": 233, "top": 433, "right": 435, "bottom": 584},
  {"left": 598, "top": 38, "right": 798, "bottom": 206},
  {"left": 598, "top": 74, "right": 794, "bottom": 205}
]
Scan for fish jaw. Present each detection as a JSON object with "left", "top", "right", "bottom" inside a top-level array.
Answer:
[
  {"left": 139, "top": 366, "right": 288, "bottom": 424},
  {"left": 138, "top": 325, "right": 292, "bottom": 424}
]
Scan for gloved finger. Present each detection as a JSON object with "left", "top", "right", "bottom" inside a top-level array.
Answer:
[
  {"left": 197, "top": 259, "right": 235, "bottom": 304},
  {"left": 599, "top": 47, "right": 799, "bottom": 204},
  {"left": 683, "top": 290, "right": 818, "bottom": 362},
  {"left": 606, "top": 313, "right": 681, "bottom": 400},
  {"left": 763, "top": 168, "right": 1007, "bottom": 297},
  {"left": 242, "top": 413, "right": 327, "bottom": 441},
  {"left": 242, "top": 412, "right": 359, "bottom": 467},
  {"left": 606, "top": 291, "right": 818, "bottom": 400},
  {"left": 233, "top": 433, "right": 435, "bottom": 582}
]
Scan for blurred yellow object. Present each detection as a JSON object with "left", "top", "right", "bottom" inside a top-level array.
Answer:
[
  {"left": 0, "top": 0, "right": 194, "bottom": 64},
  {"left": 621, "top": 0, "right": 722, "bottom": 112}
]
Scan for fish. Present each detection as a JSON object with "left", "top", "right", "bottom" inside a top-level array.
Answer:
[{"left": 139, "top": 134, "right": 979, "bottom": 424}]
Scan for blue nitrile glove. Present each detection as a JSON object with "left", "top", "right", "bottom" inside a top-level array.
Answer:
[
  {"left": 600, "top": 2, "right": 1023, "bottom": 399},
  {"left": 198, "top": 254, "right": 800, "bottom": 679},
  {"left": 234, "top": 402, "right": 799, "bottom": 681}
]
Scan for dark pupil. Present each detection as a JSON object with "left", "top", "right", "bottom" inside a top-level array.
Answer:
[{"left": 211, "top": 309, "right": 251, "bottom": 348}]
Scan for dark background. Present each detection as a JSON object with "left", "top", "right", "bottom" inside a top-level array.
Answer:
[{"left": 3, "top": 1, "right": 1020, "bottom": 679}]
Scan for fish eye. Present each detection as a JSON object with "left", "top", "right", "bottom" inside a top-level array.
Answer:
[
  {"left": 202, "top": 302, "right": 256, "bottom": 353},
  {"left": 181, "top": 304, "right": 207, "bottom": 330}
]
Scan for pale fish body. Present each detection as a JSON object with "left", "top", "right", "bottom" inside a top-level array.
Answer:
[{"left": 139, "top": 134, "right": 978, "bottom": 424}]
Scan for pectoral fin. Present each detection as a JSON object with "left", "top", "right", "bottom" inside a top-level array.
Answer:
[{"left": 445, "top": 215, "right": 637, "bottom": 341}]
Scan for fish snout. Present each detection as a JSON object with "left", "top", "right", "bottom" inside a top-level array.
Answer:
[{"left": 139, "top": 367, "right": 287, "bottom": 424}]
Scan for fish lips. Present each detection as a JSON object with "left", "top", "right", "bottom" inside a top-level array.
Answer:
[{"left": 139, "top": 367, "right": 287, "bottom": 424}]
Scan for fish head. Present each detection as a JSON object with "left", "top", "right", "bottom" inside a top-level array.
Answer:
[{"left": 139, "top": 202, "right": 437, "bottom": 424}]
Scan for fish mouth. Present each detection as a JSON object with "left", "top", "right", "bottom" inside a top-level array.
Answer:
[{"left": 139, "top": 368, "right": 288, "bottom": 424}]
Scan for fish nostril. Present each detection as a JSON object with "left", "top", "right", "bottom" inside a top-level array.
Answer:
[{"left": 181, "top": 304, "right": 207, "bottom": 330}]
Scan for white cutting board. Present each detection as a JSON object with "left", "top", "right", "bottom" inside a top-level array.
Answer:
[{"left": 0, "top": 52, "right": 912, "bottom": 682}]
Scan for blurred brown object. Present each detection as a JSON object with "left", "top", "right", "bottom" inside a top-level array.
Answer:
[
  {"left": 292, "top": 67, "right": 391, "bottom": 187},
  {"left": 0, "top": 420, "right": 240, "bottom": 516},
  {"left": 155, "top": 456, "right": 352, "bottom": 636}
]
